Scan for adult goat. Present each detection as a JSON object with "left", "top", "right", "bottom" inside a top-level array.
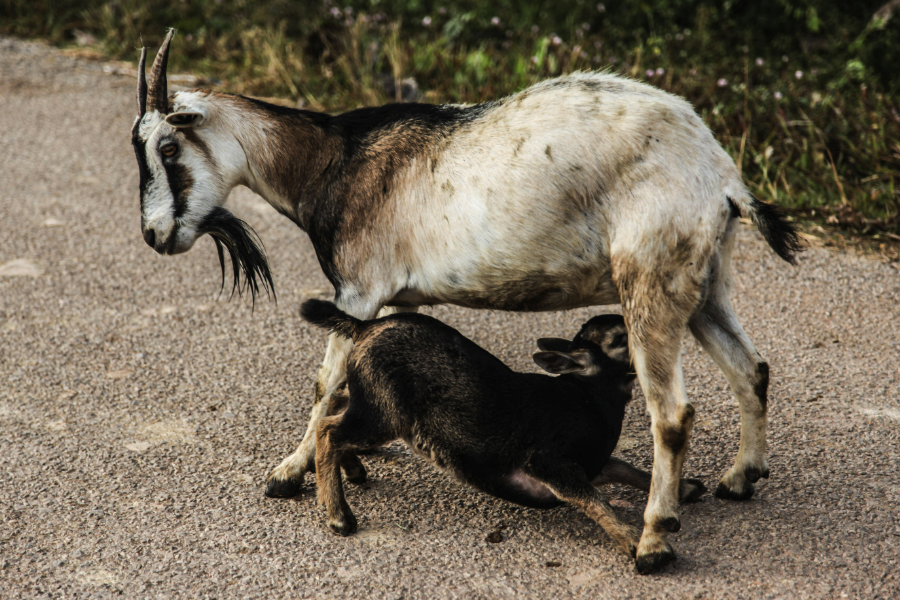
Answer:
[{"left": 131, "top": 31, "right": 800, "bottom": 574}]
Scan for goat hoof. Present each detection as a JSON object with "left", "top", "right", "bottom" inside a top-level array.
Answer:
[
  {"left": 714, "top": 480, "right": 754, "bottom": 501},
  {"left": 635, "top": 545, "right": 675, "bottom": 575},
  {"left": 328, "top": 514, "right": 358, "bottom": 537},
  {"left": 679, "top": 478, "right": 707, "bottom": 503},
  {"left": 265, "top": 477, "right": 304, "bottom": 498}
]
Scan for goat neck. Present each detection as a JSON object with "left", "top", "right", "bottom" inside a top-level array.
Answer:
[{"left": 218, "top": 96, "right": 338, "bottom": 230}]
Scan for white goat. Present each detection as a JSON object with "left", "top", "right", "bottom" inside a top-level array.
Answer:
[{"left": 131, "top": 31, "right": 800, "bottom": 573}]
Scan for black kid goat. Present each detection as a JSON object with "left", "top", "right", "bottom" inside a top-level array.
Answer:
[{"left": 301, "top": 299, "right": 705, "bottom": 558}]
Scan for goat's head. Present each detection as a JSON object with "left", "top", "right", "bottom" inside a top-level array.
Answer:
[
  {"left": 533, "top": 315, "right": 635, "bottom": 388},
  {"left": 131, "top": 30, "right": 273, "bottom": 301}
]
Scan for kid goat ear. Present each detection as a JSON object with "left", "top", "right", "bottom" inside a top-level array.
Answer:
[
  {"left": 533, "top": 350, "right": 595, "bottom": 375},
  {"left": 536, "top": 337, "right": 572, "bottom": 353}
]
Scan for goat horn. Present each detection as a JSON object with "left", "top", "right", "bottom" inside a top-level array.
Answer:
[
  {"left": 147, "top": 29, "right": 175, "bottom": 114},
  {"left": 136, "top": 46, "right": 147, "bottom": 116}
]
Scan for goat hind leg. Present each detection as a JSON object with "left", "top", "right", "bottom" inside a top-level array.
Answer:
[
  {"left": 614, "top": 259, "right": 701, "bottom": 574},
  {"left": 689, "top": 298, "right": 769, "bottom": 501}
]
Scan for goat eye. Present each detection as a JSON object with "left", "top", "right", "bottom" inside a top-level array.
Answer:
[{"left": 160, "top": 144, "right": 178, "bottom": 158}]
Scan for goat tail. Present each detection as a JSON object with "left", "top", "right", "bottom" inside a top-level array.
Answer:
[
  {"left": 300, "top": 299, "right": 364, "bottom": 341},
  {"left": 726, "top": 190, "right": 803, "bottom": 265}
]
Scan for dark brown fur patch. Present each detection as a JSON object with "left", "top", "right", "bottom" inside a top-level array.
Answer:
[
  {"left": 754, "top": 361, "right": 770, "bottom": 412},
  {"left": 660, "top": 424, "right": 687, "bottom": 454},
  {"left": 659, "top": 404, "right": 695, "bottom": 454}
]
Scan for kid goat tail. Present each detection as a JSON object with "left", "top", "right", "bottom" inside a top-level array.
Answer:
[
  {"left": 300, "top": 299, "right": 364, "bottom": 341},
  {"left": 727, "top": 191, "right": 803, "bottom": 265}
]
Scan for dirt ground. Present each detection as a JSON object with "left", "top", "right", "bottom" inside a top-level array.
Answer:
[{"left": 1, "top": 36, "right": 898, "bottom": 599}]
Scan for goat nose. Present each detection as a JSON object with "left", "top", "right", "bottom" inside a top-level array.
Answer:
[{"left": 143, "top": 227, "right": 156, "bottom": 249}]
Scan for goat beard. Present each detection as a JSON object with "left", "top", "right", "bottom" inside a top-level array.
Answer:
[{"left": 199, "top": 207, "right": 275, "bottom": 305}]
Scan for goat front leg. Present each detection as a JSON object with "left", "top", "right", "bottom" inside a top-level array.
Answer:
[
  {"left": 593, "top": 457, "right": 706, "bottom": 503},
  {"left": 265, "top": 303, "right": 414, "bottom": 498},
  {"left": 524, "top": 453, "right": 640, "bottom": 558},
  {"left": 265, "top": 331, "right": 354, "bottom": 497}
]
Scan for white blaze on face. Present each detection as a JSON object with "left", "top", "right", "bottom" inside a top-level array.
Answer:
[{"left": 138, "top": 112, "right": 178, "bottom": 245}]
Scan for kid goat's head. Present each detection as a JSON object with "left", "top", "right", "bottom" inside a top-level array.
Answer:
[
  {"left": 533, "top": 314, "right": 635, "bottom": 388},
  {"left": 131, "top": 30, "right": 273, "bottom": 301}
]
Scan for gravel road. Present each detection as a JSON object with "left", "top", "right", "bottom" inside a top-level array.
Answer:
[{"left": 1, "top": 36, "right": 899, "bottom": 599}]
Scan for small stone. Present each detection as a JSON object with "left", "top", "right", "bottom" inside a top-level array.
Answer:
[
  {"left": 0, "top": 259, "right": 43, "bottom": 277},
  {"left": 105, "top": 369, "right": 132, "bottom": 380},
  {"left": 485, "top": 530, "right": 503, "bottom": 543}
]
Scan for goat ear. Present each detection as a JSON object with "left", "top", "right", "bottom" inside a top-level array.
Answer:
[
  {"left": 536, "top": 337, "right": 572, "bottom": 352},
  {"left": 533, "top": 350, "right": 595, "bottom": 375},
  {"left": 165, "top": 112, "right": 203, "bottom": 128}
]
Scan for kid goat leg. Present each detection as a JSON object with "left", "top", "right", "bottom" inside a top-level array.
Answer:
[{"left": 265, "top": 304, "right": 417, "bottom": 497}]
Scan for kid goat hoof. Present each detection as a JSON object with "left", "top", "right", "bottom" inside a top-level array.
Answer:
[
  {"left": 264, "top": 477, "right": 304, "bottom": 499},
  {"left": 328, "top": 515, "right": 358, "bottom": 537},
  {"left": 635, "top": 547, "right": 676, "bottom": 575},
  {"left": 679, "top": 478, "right": 707, "bottom": 503}
]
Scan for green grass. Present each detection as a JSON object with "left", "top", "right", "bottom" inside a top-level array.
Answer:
[{"left": 3, "top": 0, "right": 898, "bottom": 232}]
